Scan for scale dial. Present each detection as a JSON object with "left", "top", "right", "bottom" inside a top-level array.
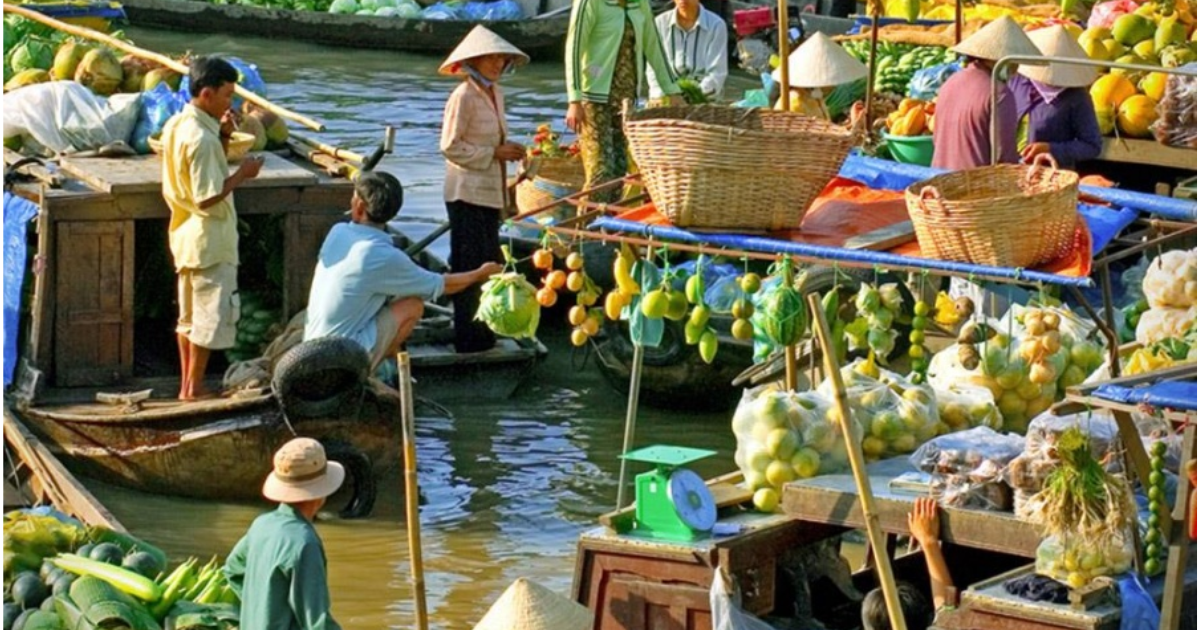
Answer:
[{"left": 667, "top": 468, "right": 717, "bottom": 532}]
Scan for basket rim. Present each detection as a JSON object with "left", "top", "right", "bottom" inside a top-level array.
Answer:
[
  {"left": 902, "top": 162, "right": 1080, "bottom": 197},
  {"left": 624, "top": 107, "right": 853, "bottom": 141}
]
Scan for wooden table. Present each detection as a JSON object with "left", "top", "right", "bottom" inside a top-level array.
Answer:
[
  {"left": 780, "top": 457, "right": 1043, "bottom": 558},
  {"left": 1096, "top": 138, "right": 1196, "bottom": 171}
]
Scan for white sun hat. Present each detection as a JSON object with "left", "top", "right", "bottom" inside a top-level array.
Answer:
[
  {"left": 772, "top": 32, "right": 868, "bottom": 88},
  {"left": 261, "top": 438, "right": 346, "bottom": 503},
  {"left": 1018, "top": 25, "right": 1099, "bottom": 88},
  {"left": 473, "top": 578, "right": 592, "bottom": 630},
  {"left": 951, "top": 15, "right": 1041, "bottom": 62},
  {"left": 439, "top": 25, "right": 530, "bottom": 76}
]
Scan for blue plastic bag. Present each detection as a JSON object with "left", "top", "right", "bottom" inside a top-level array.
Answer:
[
  {"left": 421, "top": 2, "right": 463, "bottom": 19},
  {"left": 131, "top": 83, "right": 187, "bottom": 154},
  {"left": 907, "top": 61, "right": 961, "bottom": 101},
  {"left": 3, "top": 192, "right": 39, "bottom": 386},
  {"left": 461, "top": 0, "right": 522, "bottom": 19},
  {"left": 177, "top": 56, "right": 268, "bottom": 110},
  {"left": 1117, "top": 573, "right": 1160, "bottom": 630}
]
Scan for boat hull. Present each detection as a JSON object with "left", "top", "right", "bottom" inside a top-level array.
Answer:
[{"left": 119, "top": 0, "right": 570, "bottom": 56}]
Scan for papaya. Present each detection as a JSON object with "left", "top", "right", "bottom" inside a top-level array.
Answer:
[
  {"left": 1140, "top": 72, "right": 1169, "bottom": 101},
  {"left": 1090, "top": 73, "right": 1137, "bottom": 112},
  {"left": 1116, "top": 94, "right": 1157, "bottom": 137}
]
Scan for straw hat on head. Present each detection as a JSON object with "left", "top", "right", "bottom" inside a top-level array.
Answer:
[
  {"left": 262, "top": 438, "right": 346, "bottom": 503},
  {"left": 1018, "top": 25, "right": 1098, "bottom": 88},
  {"left": 439, "top": 25, "right": 530, "bottom": 76},
  {"left": 951, "top": 16, "right": 1040, "bottom": 62},
  {"left": 772, "top": 32, "right": 868, "bottom": 88},
  {"left": 473, "top": 578, "right": 592, "bottom": 630}
]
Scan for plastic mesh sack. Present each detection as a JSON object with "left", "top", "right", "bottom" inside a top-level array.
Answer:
[
  {"left": 818, "top": 360, "right": 938, "bottom": 460},
  {"left": 1152, "top": 65, "right": 1196, "bottom": 150},
  {"left": 421, "top": 2, "right": 463, "bottom": 19},
  {"left": 910, "top": 426, "right": 1025, "bottom": 510},
  {"left": 3, "top": 81, "right": 140, "bottom": 154},
  {"left": 461, "top": 0, "right": 523, "bottom": 19},
  {"left": 934, "top": 382, "right": 1003, "bottom": 433},
  {"left": 1035, "top": 531, "right": 1134, "bottom": 587}
]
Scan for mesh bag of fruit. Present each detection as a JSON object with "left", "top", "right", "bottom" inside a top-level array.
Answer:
[
  {"left": 817, "top": 359, "right": 938, "bottom": 460},
  {"left": 910, "top": 426, "right": 1025, "bottom": 510},
  {"left": 1035, "top": 531, "right": 1134, "bottom": 589},
  {"left": 932, "top": 383, "right": 1003, "bottom": 433},
  {"left": 731, "top": 386, "right": 857, "bottom": 499}
]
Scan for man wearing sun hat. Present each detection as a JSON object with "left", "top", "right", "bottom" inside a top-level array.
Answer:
[
  {"left": 223, "top": 438, "right": 346, "bottom": 630},
  {"left": 473, "top": 577, "right": 592, "bottom": 630},
  {"left": 1010, "top": 25, "right": 1102, "bottom": 169},
  {"left": 931, "top": 16, "right": 1041, "bottom": 170}
]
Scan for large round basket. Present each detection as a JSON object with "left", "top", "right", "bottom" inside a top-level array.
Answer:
[
  {"left": 515, "top": 157, "right": 586, "bottom": 217},
  {"left": 624, "top": 105, "right": 855, "bottom": 231},
  {"left": 903, "top": 154, "right": 1079, "bottom": 268}
]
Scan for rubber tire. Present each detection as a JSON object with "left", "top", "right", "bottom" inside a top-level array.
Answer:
[
  {"left": 321, "top": 441, "right": 376, "bottom": 519},
  {"left": 272, "top": 337, "right": 370, "bottom": 420}
]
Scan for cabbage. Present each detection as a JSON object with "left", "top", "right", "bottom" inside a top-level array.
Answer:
[
  {"left": 375, "top": 6, "right": 399, "bottom": 15},
  {"left": 476, "top": 273, "right": 540, "bottom": 339},
  {"left": 328, "top": 0, "right": 358, "bottom": 13},
  {"left": 358, "top": 0, "right": 379, "bottom": 10},
  {"left": 10, "top": 38, "right": 54, "bottom": 73},
  {"left": 394, "top": 0, "right": 422, "bottom": 17},
  {"left": 355, "top": 8, "right": 376, "bottom": 14}
]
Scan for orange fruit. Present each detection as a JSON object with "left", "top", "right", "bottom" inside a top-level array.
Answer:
[
  {"left": 544, "top": 270, "right": 566, "bottom": 290},
  {"left": 536, "top": 287, "right": 558, "bottom": 308},
  {"left": 532, "top": 248, "right": 554, "bottom": 270},
  {"left": 565, "top": 252, "right": 584, "bottom": 270}
]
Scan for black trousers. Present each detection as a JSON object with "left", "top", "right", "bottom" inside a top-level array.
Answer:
[{"left": 447, "top": 200, "right": 501, "bottom": 353}]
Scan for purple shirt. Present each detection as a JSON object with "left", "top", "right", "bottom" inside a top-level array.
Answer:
[
  {"left": 1009, "top": 74, "right": 1102, "bottom": 169},
  {"left": 931, "top": 63, "right": 1019, "bottom": 170}
]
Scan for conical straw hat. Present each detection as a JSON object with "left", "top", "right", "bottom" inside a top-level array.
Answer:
[
  {"left": 473, "top": 578, "right": 592, "bottom": 630},
  {"left": 772, "top": 32, "right": 868, "bottom": 88},
  {"left": 951, "top": 16, "right": 1040, "bottom": 61},
  {"left": 1017, "top": 25, "right": 1099, "bottom": 88},
  {"left": 439, "top": 25, "right": 530, "bottom": 76}
]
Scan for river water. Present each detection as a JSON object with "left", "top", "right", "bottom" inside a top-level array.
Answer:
[{"left": 85, "top": 27, "right": 748, "bottom": 630}]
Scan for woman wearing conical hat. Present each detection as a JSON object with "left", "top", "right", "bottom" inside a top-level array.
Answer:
[
  {"left": 771, "top": 32, "right": 868, "bottom": 120},
  {"left": 474, "top": 578, "right": 592, "bottom": 630},
  {"left": 931, "top": 16, "right": 1041, "bottom": 170},
  {"left": 439, "top": 26, "right": 529, "bottom": 353},
  {"left": 1010, "top": 25, "right": 1102, "bottom": 169}
]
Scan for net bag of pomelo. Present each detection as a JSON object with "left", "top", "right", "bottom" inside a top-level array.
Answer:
[
  {"left": 475, "top": 246, "right": 540, "bottom": 339},
  {"left": 816, "top": 357, "right": 939, "bottom": 461}
]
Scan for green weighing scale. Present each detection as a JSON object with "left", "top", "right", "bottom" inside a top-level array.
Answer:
[{"left": 620, "top": 445, "right": 717, "bottom": 542}]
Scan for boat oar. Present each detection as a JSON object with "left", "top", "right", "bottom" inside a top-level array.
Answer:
[
  {"left": 1, "top": 4, "right": 325, "bottom": 132},
  {"left": 805, "top": 292, "right": 907, "bottom": 630},
  {"left": 396, "top": 352, "right": 430, "bottom": 630}
]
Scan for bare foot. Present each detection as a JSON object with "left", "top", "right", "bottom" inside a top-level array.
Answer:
[{"left": 180, "top": 386, "right": 219, "bottom": 401}]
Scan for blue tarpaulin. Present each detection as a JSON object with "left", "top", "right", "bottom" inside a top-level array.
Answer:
[
  {"left": 3, "top": 192, "right": 39, "bottom": 387},
  {"left": 1092, "top": 381, "right": 1198, "bottom": 411}
]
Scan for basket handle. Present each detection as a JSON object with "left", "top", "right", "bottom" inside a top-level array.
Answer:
[
  {"left": 1025, "top": 152, "right": 1059, "bottom": 184},
  {"left": 917, "top": 185, "right": 944, "bottom": 214}
]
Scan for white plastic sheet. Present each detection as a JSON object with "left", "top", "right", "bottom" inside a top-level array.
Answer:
[
  {"left": 710, "top": 566, "right": 775, "bottom": 630},
  {"left": 4, "top": 81, "right": 139, "bottom": 154}
]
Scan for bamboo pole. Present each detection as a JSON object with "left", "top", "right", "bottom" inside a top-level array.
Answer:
[
  {"left": 615, "top": 243, "right": 655, "bottom": 510},
  {"left": 291, "top": 132, "right": 366, "bottom": 164},
  {"left": 777, "top": 0, "right": 790, "bottom": 110},
  {"left": 783, "top": 258, "right": 799, "bottom": 392},
  {"left": 2, "top": 4, "right": 325, "bottom": 132},
  {"left": 397, "top": 352, "right": 430, "bottom": 630},
  {"left": 864, "top": 14, "right": 880, "bottom": 133},
  {"left": 805, "top": 292, "right": 907, "bottom": 630}
]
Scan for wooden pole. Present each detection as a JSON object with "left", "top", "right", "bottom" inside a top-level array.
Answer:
[
  {"left": 783, "top": 258, "right": 799, "bottom": 392},
  {"left": 615, "top": 244, "right": 655, "bottom": 510},
  {"left": 955, "top": 0, "right": 963, "bottom": 44},
  {"left": 2, "top": 4, "right": 325, "bottom": 132},
  {"left": 777, "top": 0, "right": 790, "bottom": 110},
  {"left": 396, "top": 352, "right": 429, "bottom": 630},
  {"left": 291, "top": 132, "right": 365, "bottom": 164},
  {"left": 864, "top": 14, "right": 880, "bottom": 133},
  {"left": 805, "top": 292, "right": 908, "bottom": 630}
]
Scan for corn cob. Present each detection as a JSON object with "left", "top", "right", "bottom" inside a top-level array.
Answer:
[{"left": 150, "top": 559, "right": 198, "bottom": 620}]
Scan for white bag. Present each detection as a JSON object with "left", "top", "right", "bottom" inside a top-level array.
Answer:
[
  {"left": 4, "top": 81, "right": 140, "bottom": 154},
  {"left": 710, "top": 566, "right": 775, "bottom": 630}
]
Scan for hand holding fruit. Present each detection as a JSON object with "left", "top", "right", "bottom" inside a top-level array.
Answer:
[{"left": 475, "top": 261, "right": 504, "bottom": 280}]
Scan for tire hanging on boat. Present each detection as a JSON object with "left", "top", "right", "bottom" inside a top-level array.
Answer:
[
  {"left": 321, "top": 440, "right": 376, "bottom": 519},
  {"left": 272, "top": 337, "right": 370, "bottom": 420}
]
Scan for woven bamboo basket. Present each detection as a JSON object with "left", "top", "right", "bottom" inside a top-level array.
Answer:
[
  {"left": 624, "top": 105, "right": 855, "bottom": 231},
  {"left": 515, "top": 157, "right": 586, "bottom": 216},
  {"left": 903, "top": 154, "right": 1079, "bottom": 268}
]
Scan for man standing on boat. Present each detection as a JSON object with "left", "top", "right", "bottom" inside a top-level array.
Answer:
[
  {"left": 303, "top": 171, "right": 502, "bottom": 369},
  {"left": 161, "top": 56, "right": 264, "bottom": 400},
  {"left": 224, "top": 437, "right": 343, "bottom": 630},
  {"left": 646, "top": 0, "right": 728, "bottom": 101}
]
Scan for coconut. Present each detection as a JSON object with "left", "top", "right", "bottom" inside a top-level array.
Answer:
[
  {"left": 237, "top": 115, "right": 268, "bottom": 151},
  {"left": 52, "top": 41, "right": 91, "bottom": 81},
  {"left": 119, "top": 55, "right": 151, "bottom": 93},
  {"left": 4, "top": 69, "right": 50, "bottom": 93},
  {"left": 244, "top": 104, "right": 289, "bottom": 149},
  {"left": 75, "top": 48, "right": 123, "bottom": 96},
  {"left": 142, "top": 68, "right": 182, "bottom": 92}
]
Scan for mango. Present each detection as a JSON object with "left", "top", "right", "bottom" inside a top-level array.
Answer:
[
  {"left": 1116, "top": 94, "right": 1158, "bottom": 137},
  {"left": 51, "top": 41, "right": 90, "bottom": 81},
  {"left": 1112, "top": 14, "right": 1156, "bottom": 47},
  {"left": 1155, "top": 14, "right": 1187, "bottom": 53}
]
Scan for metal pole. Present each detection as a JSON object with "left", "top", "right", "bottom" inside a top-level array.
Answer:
[
  {"left": 806, "top": 293, "right": 907, "bottom": 630},
  {"left": 615, "top": 343, "right": 645, "bottom": 510},
  {"left": 397, "top": 352, "right": 429, "bottom": 630}
]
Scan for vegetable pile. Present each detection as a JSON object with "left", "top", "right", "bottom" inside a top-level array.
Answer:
[
  {"left": 476, "top": 247, "right": 541, "bottom": 340},
  {"left": 841, "top": 41, "right": 956, "bottom": 98}
]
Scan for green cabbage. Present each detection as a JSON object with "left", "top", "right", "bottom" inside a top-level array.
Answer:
[
  {"left": 476, "top": 272, "right": 540, "bottom": 339},
  {"left": 328, "top": 0, "right": 358, "bottom": 14},
  {"left": 10, "top": 38, "right": 54, "bottom": 73}
]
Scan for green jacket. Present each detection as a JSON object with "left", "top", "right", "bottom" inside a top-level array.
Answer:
[
  {"left": 565, "top": 0, "right": 681, "bottom": 103},
  {"left": 224, "top": 504, "right": 341, "bottom": 630}
]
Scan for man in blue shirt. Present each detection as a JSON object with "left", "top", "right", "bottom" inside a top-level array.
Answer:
[{"left": 304, "top": 171, "right": 502, "bottom": 368}]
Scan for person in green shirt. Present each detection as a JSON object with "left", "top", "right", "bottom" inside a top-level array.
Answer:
[{"left": 224, "top": 438, "right": 345, "bottom": 630}]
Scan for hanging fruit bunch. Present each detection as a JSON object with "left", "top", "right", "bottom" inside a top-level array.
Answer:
[
  {"left": 1144, "top": 440, "right": 1169, "bottom": 576},
  {"left": 531, "top": 245, "right": 562, "bottom": 308},
  {"left": 845, "top": 283, "right": 904, "bottom": 361},
  {"left": 818, "top": 280, "right": 848, "bottom": 366},
  {"left": 558, "top": 248, "right": 604, "bottom": 347},
  {"left": 1016, "top": 307, "right": 1069, "bottom": 389},
  {"left": 605, "top": 244, "right": 640, "bottom": 321},
  {"left": 476, "top": 246, "right": 540, "bottom": 339},
  {"left": 753, "top": 257, "right": 808, "bottom": 350},
  {"left": 908, "top": 295, "right": 931, "bottom": 384},
  {"left": 683, "top": 259, "right": 719, "bottom": 364}
]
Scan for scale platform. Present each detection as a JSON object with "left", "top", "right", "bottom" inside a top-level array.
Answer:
[{"left": 621, "top": 445, "right": 719, "bottom": 542}]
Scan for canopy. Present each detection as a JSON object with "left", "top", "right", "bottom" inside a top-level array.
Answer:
[{"left": 1092, "top": 381, "right": 1198, "bottom": 412}]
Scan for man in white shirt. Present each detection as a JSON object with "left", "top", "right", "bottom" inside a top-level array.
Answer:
[{"left": 647, "top": 0, "right": 729, "bottom": 101}]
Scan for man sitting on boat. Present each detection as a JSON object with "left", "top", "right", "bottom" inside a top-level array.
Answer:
[
  {"left": 303, "top": 171, "right": 503, "bottom": 369},
  {"left": 162, "top": 56, "right": 265, "bottom": 400},
  {"left": 224, "top": 437, "right": 344, "bottom": 630},
  {"left": 646, "top": 0, "right": 728, "bottom": 101}
]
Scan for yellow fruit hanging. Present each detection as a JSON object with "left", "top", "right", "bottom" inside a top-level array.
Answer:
[{"left": 1116, "top": 94, "right": 1158, "bottom": 137}]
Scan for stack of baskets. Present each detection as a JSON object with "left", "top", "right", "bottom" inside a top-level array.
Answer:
[
  {"left": 515, "top": 156, "right": 586, "bottom": 218},
  {"left": 903, "top": 154, "right": 1079, "bottom": 268},
  {"left": 624, "top": 105, "right": 856, "bottom": 232}
]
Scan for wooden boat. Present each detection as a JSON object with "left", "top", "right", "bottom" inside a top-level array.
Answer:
[
  {"left": 116, "top": 0, "right": 573, "bottom": 56},
  {"left": 3, "top": 140, "right": 539, "bottom": 507}
]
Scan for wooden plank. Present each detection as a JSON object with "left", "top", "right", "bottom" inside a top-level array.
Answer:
[
  {"left": 58, "top": 152, "right": 318, "bottom": 195},
  {"left": 41, "top": 182, "right": 352, "bottom": 222},
  {"left": 54, "top": 221, "right": 133, "bottom": 387},
  {"left": 31, "top": 188, "right": 54, "bottom": 378},
  {"left": 1097, "top": 138, "right": 1197, "bottom": 171},
  {"left": 1159, "top": 420, "right": 1197, "bottom": 630},
  {"left": 3, "top": 406, "right": 125, "bottom": 531},
  {"left": 4, "top": 148, "right": 64, "bottom": 187},
  {"left": 844, "top": 220, "right": 915, "bottom": 251}
]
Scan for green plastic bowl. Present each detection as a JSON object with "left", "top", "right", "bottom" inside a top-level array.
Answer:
[{"left": 883, "top": 132, "right": 935, "bottom": 167}]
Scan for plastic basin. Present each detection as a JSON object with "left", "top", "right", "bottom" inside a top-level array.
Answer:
[{"left": 883, "top": 132, "right": 934, "bottom": 167}]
